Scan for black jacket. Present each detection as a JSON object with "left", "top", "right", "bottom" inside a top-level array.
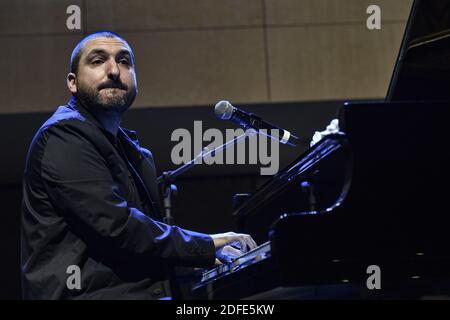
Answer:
[{"left": 21, "top": 98, "right": 215, "bottom": 299}]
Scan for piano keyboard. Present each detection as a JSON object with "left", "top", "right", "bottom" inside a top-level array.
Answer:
[{"left": 200, "top": 241, "right": 271, "bottom": 283}]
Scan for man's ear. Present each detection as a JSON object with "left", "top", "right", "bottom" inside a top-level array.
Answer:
[{"left": 67, "top": 73, "right": 77, "bottom": 94}]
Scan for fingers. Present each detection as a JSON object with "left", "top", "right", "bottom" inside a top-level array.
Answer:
[
  {"left": 246, "top": 235, "right": 257, "bottom": 250},
  {"left": 216, "top": 247, "right": 234, "bottom": 264},
  {"left": 228, "top": 232, "right": 256, "bottom": 253},
  {"left": 216, "top": 245, "right": 244, "bottom": 265},
  {"left": 222, "top": 245, "right": 242, "bottom": 258},
  {"left": 211, "top": 232, "right": 257, "bottom": 252},
  {"left": 213, "top": 233, "right": 258, "bottom": 265},
  {"left": 238, "top": 235, "right": 257, "bottom": 252}
]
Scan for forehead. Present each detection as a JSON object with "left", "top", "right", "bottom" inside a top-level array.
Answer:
[{"left": 81, "top": 37, "right": 132, "bottom": 58}]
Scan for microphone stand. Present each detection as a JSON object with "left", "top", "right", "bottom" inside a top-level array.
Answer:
[{"left": 158, "top": 129, "right": 256, "bottom": 225}]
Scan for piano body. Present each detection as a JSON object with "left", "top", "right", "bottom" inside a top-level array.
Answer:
[{"left": 192, "top": 0, "right": 450, "bottom": 299}]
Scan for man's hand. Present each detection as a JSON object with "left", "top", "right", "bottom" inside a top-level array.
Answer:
[
  {"left": 210, "top": 232, "right": 257, "bottom": 264},
  {"left": 215, "top": 245, "right": 242, "bottom": 265}
]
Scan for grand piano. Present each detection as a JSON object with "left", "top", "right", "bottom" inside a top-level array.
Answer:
[{"left": 192, "top": 0, "right": 450, "bottom": 299}]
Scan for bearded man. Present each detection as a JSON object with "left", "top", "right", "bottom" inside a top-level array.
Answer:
[{"left": 21, "top": 31, "right": 256, "bottom": 300}]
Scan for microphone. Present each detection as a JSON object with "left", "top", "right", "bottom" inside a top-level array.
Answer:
[{"left": 214, "top": 100, "right": 299, "bottom": 147}]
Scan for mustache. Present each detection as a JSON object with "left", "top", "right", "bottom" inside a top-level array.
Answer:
[{"left": 98, "top": 81, "right": 128, "bottom": 91}]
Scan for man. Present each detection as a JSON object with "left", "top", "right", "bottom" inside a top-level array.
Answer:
[{"left": 21, "top": 31, "right": 256, "bottom": 300}]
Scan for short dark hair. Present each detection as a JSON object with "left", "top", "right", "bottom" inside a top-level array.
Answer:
[{"left": 70, "top": 31, "right": 134, "bottom": 74}]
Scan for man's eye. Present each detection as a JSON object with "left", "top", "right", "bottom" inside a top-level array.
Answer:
[
  {"left": 92, "top": 59, "right": 104, "bottom": 65},
  {"left": 119, "top": 59, "right": 130, "bottom": 65}
]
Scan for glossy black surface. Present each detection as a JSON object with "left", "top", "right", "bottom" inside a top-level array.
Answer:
[{"left": 387, "top": 0, "right": 450, "bottom": 101}]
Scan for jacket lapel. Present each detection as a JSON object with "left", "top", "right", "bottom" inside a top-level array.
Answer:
[
  {"left": 118, "top": 128, "right": 164, "bottom": 221},
  {"left": 67, "top": 97, "right": 163, "bottom": 221}
]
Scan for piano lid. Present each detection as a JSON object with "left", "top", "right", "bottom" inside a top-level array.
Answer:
[{"left": 387, "top": 0, "right": 450, "bottom": 102}]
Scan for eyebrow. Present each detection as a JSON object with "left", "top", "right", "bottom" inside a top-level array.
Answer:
[
  {"left": 116, "top": 50, "right": 132, "bottom": 60},
  {"left": 85, "top": 48, "right": 133, "bottom": 61}
]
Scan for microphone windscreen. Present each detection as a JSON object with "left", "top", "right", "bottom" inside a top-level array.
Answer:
[{"left": 214, "top": 100, "right": 233, "bottom": 120}]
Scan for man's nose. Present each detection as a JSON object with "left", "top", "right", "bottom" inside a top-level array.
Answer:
[{"left": 106, "top": 60, "right": 120, "bottom": 79}]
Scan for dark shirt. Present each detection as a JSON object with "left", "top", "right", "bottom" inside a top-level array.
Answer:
[
  {"left": 113, "top": 137, "right": 147, "bottom": 214},
  {"left": 21, "top": 98, "right": 215, "bottom": 299}
]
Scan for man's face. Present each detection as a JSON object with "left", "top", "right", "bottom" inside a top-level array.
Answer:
[{"left": 67, "top": 37, "right": 138, "bottom": 114}]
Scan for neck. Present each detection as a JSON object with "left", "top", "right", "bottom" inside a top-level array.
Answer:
[
  {"left": 90, "top": 109, "right": 122, "bottom": 136},
  {"left": 71, "top": 96, "right": 123, "bottom": 136}
]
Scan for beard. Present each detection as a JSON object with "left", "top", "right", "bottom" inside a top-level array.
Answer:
[{"left": 76, "top": 80, "right": 136, "bottom": 115}]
